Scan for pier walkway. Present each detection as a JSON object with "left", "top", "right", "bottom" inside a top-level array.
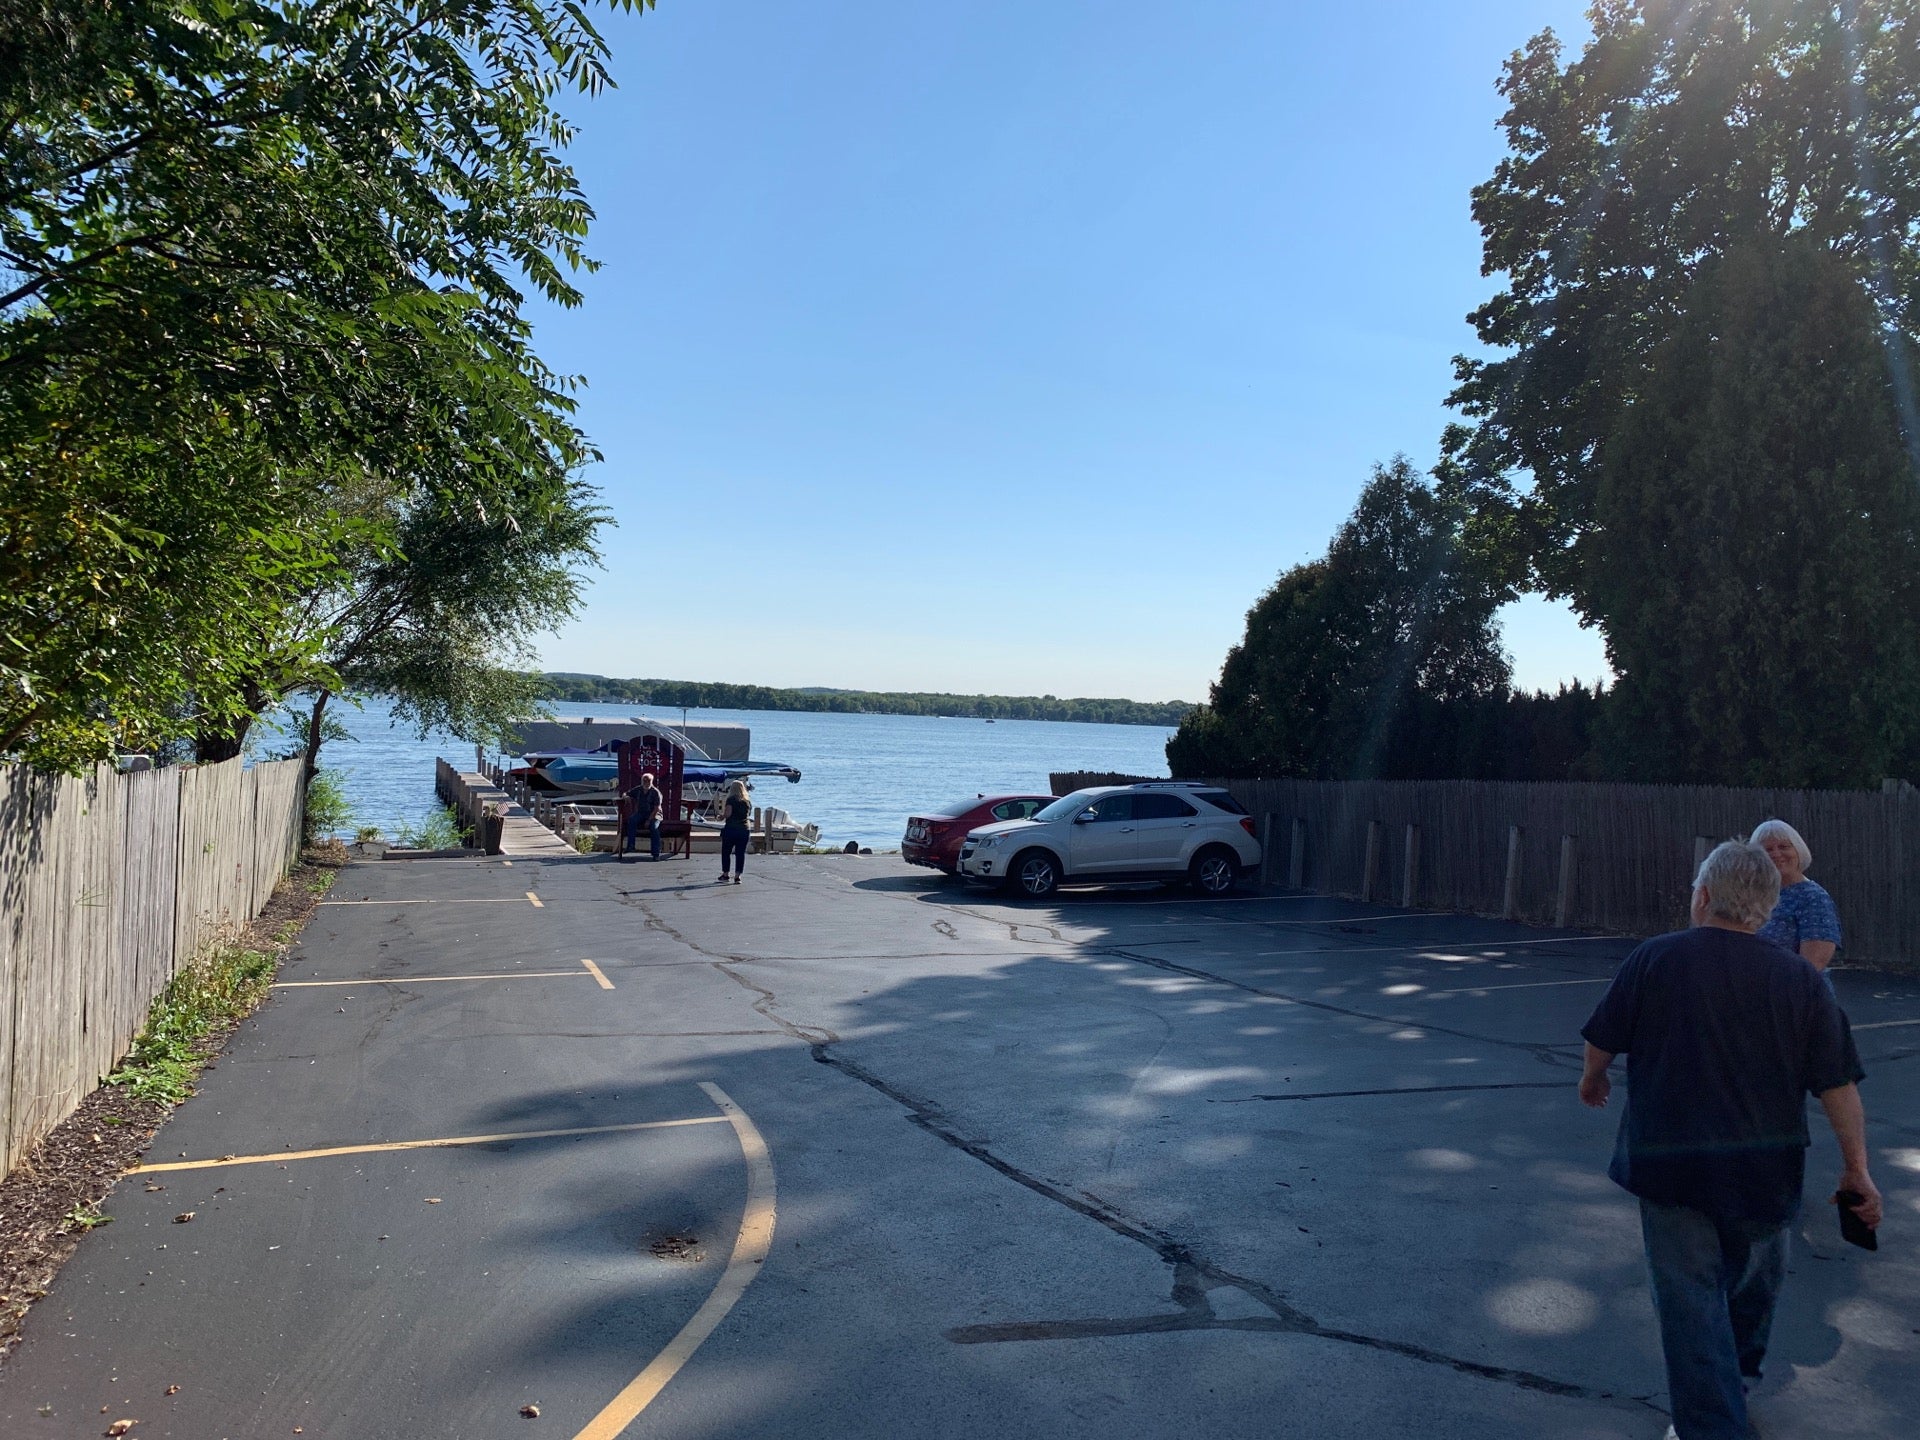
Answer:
[
  {"left": 1, "top": 854, "right": 1914, "bottom": 1438},
  {"left": 437, "top": 761, "right": 581, "bottom": 858}
]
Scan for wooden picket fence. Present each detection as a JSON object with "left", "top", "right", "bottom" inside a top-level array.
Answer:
[
  {"left": 0, "top": 755, "right": 305, "bottom": 1175},
  {"left": 1221, "top": 778, "right": 1920, "bottom": 965}
]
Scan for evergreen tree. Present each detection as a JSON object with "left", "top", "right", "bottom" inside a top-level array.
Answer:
[
  {"left": 1588, "top": 236, "right": 1920, "bottom": 786},
  {"left": 1168, "top": 459, "right": 1511, "bottom": 779}
]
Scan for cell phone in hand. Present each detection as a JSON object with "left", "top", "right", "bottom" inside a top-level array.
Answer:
[{"left": 1834, "top": 1190, "right": 1878, "bottom": 1252}]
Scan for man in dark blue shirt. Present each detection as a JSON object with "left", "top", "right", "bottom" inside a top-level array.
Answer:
[{"left": 1580, "top": 841, "right": 1881, "bottom": 1440}]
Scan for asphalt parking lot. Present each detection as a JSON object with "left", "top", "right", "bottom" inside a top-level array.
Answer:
[{"left": 1, "top": 853, "right": 1914, "bottom": 1438}]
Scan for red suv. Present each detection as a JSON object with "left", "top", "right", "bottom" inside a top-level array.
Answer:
[{"left": 903, "top": 794, "right": 1053, "bottom": 873}]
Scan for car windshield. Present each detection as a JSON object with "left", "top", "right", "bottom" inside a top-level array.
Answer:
[
  {"left": 923, "top": 798, "right": 984, "bottom": 820},
  {"left": 1030, "top": 789, "right": 1099, "bottom": 824}
]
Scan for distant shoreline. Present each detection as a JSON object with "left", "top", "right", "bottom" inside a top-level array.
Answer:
[{"left": 536, "top": 673, "right": 1191, "bottom": 728}]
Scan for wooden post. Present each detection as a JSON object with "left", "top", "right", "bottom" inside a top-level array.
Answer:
[
  {"left": 1556, "top": 834, "right": 1577, "bottom": 929},
  {"left": 761, "top": 806, "right": 774, "bottom": 856},
  {"left": 1502, "top": 825, "right": 1523, "bottom": 920},
  {"left": 1363, "top": 820, "right": 1383, "bottom": 903},
  {"left": 1692, "top": 835, "right": 1711, "bottom": 879},
  {"left": 1401, "top": 824, "right": 1420, "bottom": 908},
  {"left": 1259, "top": 814, "right": 1277, "bottom": 886},
  {"left": 1288, "top": 817, "right": 1306, "bottom": 889}
]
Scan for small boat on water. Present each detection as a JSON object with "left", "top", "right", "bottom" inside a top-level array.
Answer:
[
  {"left": 521, "top": 751, "right": 801, "bottom": 797},
  {"left": 509, "top": 715, "right": 801, "bottom": 799}
]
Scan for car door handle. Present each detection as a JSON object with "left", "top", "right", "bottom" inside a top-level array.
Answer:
[
  {"left": 1119, "top": 826, "right": 1134, "bottom": 833},
  {"left": 1183, "top": 822, "right": 1197, "bottom": 827}
]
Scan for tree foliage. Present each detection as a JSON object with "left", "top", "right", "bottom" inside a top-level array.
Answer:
[
  {"left": 1, "top": 1, "right": 635, "bottom": 769},
  {"left": 1167, "top": 459, "right": 1512, "bottom": 779},
  {"left": 1449, "top": 0, "right": 1920, "bottom": 602},
  {"left": 1588, "top": 235, "right": 1920, "bottom": 785}
]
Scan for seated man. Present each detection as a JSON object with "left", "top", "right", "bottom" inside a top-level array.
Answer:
[
  {"left": 1579, "top": 840, "right": 1881, "bottom": 1440},
  {"left": 619, "top": 770, "right": 664, "bottom": 862}
]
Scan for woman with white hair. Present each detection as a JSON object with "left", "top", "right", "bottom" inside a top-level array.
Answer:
[{"left": 1749, "top": 819, "right": 1840, "bottom": 972}]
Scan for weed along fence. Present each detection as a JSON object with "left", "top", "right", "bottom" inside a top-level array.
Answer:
[
  {"left": 1221, "top": 778, "right": 1920, "bottom": 965},
  {"left": 0, "top": 755, "right": 305, "bottom": 1176}
]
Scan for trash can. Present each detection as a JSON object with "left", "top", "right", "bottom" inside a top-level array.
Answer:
[{"left": 483, "top": 812, "right": 505, "bottom": 856}]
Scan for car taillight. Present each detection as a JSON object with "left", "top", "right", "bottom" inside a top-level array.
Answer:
[{"left": 1239, "top": 817, "right": 1257, "bottom": 837}]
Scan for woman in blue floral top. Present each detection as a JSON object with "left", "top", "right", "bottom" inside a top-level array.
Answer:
[{"left": 1749, "top": 819, "right": 1840, "bottom": 971}]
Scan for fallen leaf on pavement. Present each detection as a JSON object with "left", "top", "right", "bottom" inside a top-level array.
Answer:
[
  {"left": 520, "top": 1404, "right": 540, "bottom": 1418},
  {"left": 106, "top": 1421, "right": 137, "bottom": 1436},
  {"left": 424, "top": 1197, "right": 442, "bottom": 1204},
  {"left": 163, "top": 1386, "right": 179, "bottom": 1396},
  {"left": 172, "top": 1213, "right": 194, "bottom": 1224}
]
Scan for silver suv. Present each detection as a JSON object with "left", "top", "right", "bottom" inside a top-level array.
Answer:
[{"left": 956, "top": 783, "right": 1260, "bottom": 899}]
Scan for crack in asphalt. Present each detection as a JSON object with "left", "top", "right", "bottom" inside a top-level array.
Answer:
[
  {"left": 812, "top": 1044, "right": 1647, "bottom": 1412},
  {"left": 1216, "top": 1081, "right": 1578, "bottom": 1104},
  {"left": 604, "top": 883, "right": 841, "bottom": 1046},
  {"left": 594, "top": 864, "right": 1646, "bottom": 1413},
  {"left": 1102, "top": 948, "right": 1584, "bottom": 1070}
]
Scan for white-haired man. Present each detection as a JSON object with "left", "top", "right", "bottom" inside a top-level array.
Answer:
[{"left": 1579, "top": 840, "right": 1881, "bottom": 1440}]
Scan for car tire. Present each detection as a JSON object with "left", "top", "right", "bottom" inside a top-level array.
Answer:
[
  {"left": 1189, "top": 846, "right": 1239, "bottom": 897},
  {"left": 1009, "top": 849, "right": 1061, "bottom": 900}
]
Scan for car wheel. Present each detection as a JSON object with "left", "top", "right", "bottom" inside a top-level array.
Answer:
[
  {"left": 1010, "top": 849, "right": 1061, "bottom": 900},
  {"left": 1189, "top": 846, "right": 1238, "bottom": 897}
]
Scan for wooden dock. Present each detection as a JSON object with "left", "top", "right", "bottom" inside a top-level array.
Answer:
[{"left": 434, "top": 761, "right": 579, "bottom": 858}]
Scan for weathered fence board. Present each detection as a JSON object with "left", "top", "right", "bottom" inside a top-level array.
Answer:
[
  {"left": 0, "top": 756, "right": 304, "bottom": 1175},
  {"left": 1224, "top": 778, "right": 1920, "bottom": 964}
]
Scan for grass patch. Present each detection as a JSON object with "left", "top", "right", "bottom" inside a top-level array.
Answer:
[
  {"left": 104, "top": 937, "right": 281, "bottom": 1106},
  {"left": 59, "top": 1200, "right": 111, "bottom": 1233},
  {"left": 392, "top": 803, "right": 469, "bottom": 850}
]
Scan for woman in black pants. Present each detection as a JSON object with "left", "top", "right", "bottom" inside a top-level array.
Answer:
[{"left": 719, "top": 780, "right": 751, "bottom": 884}]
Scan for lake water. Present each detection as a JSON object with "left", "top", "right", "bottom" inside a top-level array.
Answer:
[{"left": 304, "top": 698, "right": 1175, "bottom": 847}]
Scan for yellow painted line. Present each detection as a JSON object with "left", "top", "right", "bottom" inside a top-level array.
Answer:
[
  {"left": 273, "top": 971, "right": 589, "bottom": 988},
  {"left": 527, "top": 890, "right": 544, "bottom": 908},
  {"left": 573, "top": 1082, "right": 776, "bottom": 1440},
  {"left": 582, "top": 958, "right": 615, "bottom": 990},
  {"left": 320, "top": 899, "right": 530, "bottom": 906},
  {"left": 132, "top": 1116, "right": 728, "bottom": 1174}
]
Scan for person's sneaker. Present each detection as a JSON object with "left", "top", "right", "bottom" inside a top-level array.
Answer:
[
  {"left": 718, "top": 874, "right": 729, "bottom": 883},
  {"left": 733, "top": 875, "right": 742, "bottom": 885},
  {"left": 1662, "top": 1426, "right": 1679, "bottom": 1440}
]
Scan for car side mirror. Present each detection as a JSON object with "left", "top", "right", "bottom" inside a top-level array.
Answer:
[{"left": 1075, "top": 809, "right": 1098, "bottom": 824}]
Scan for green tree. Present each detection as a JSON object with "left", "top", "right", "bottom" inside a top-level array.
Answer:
[
  {"left": 259, "top": 468, "right": 609, "bottom": 782},
  {"left": 1587, "top": 236, "right": 1920, "bottom": 786},
  {"left": 1, "top": 1, "right": 644, "bottom": 769},
  {"left": 1448, "top": 0, "right": 1920, "bottom": 602},
  {"left": 1168, "top": 459, "right": 1511, "bottom": 779}
]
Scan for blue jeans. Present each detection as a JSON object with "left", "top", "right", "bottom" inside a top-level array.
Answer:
[
  {"left": 1640, "top": 1199, "right": 1789, "bottom": 1439},
  {"left": 623, "top": 814, "right": 661, "bottom": 858},
  {"left": 720, "top": 827, "right": 748, "bottom": 875}
]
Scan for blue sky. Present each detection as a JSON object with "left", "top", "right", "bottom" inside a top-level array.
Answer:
[{"left": 530, "top": 0, "right": 1611, "bottom": 702}]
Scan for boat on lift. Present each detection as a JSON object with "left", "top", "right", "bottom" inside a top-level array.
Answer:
[
  {"left": 521, "top": 751, "right": 801, "bottom": 797},
  {"left": 508, "top": 716, "right": 801, "bottom": 799}
]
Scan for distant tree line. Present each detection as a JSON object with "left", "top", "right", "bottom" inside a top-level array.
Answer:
[
  {"left": 1173, "top": 3, "right": 1920, "bottom": 790},
  {"left": 539, "top": 674, "right": 1192, "bottom": 727}
]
